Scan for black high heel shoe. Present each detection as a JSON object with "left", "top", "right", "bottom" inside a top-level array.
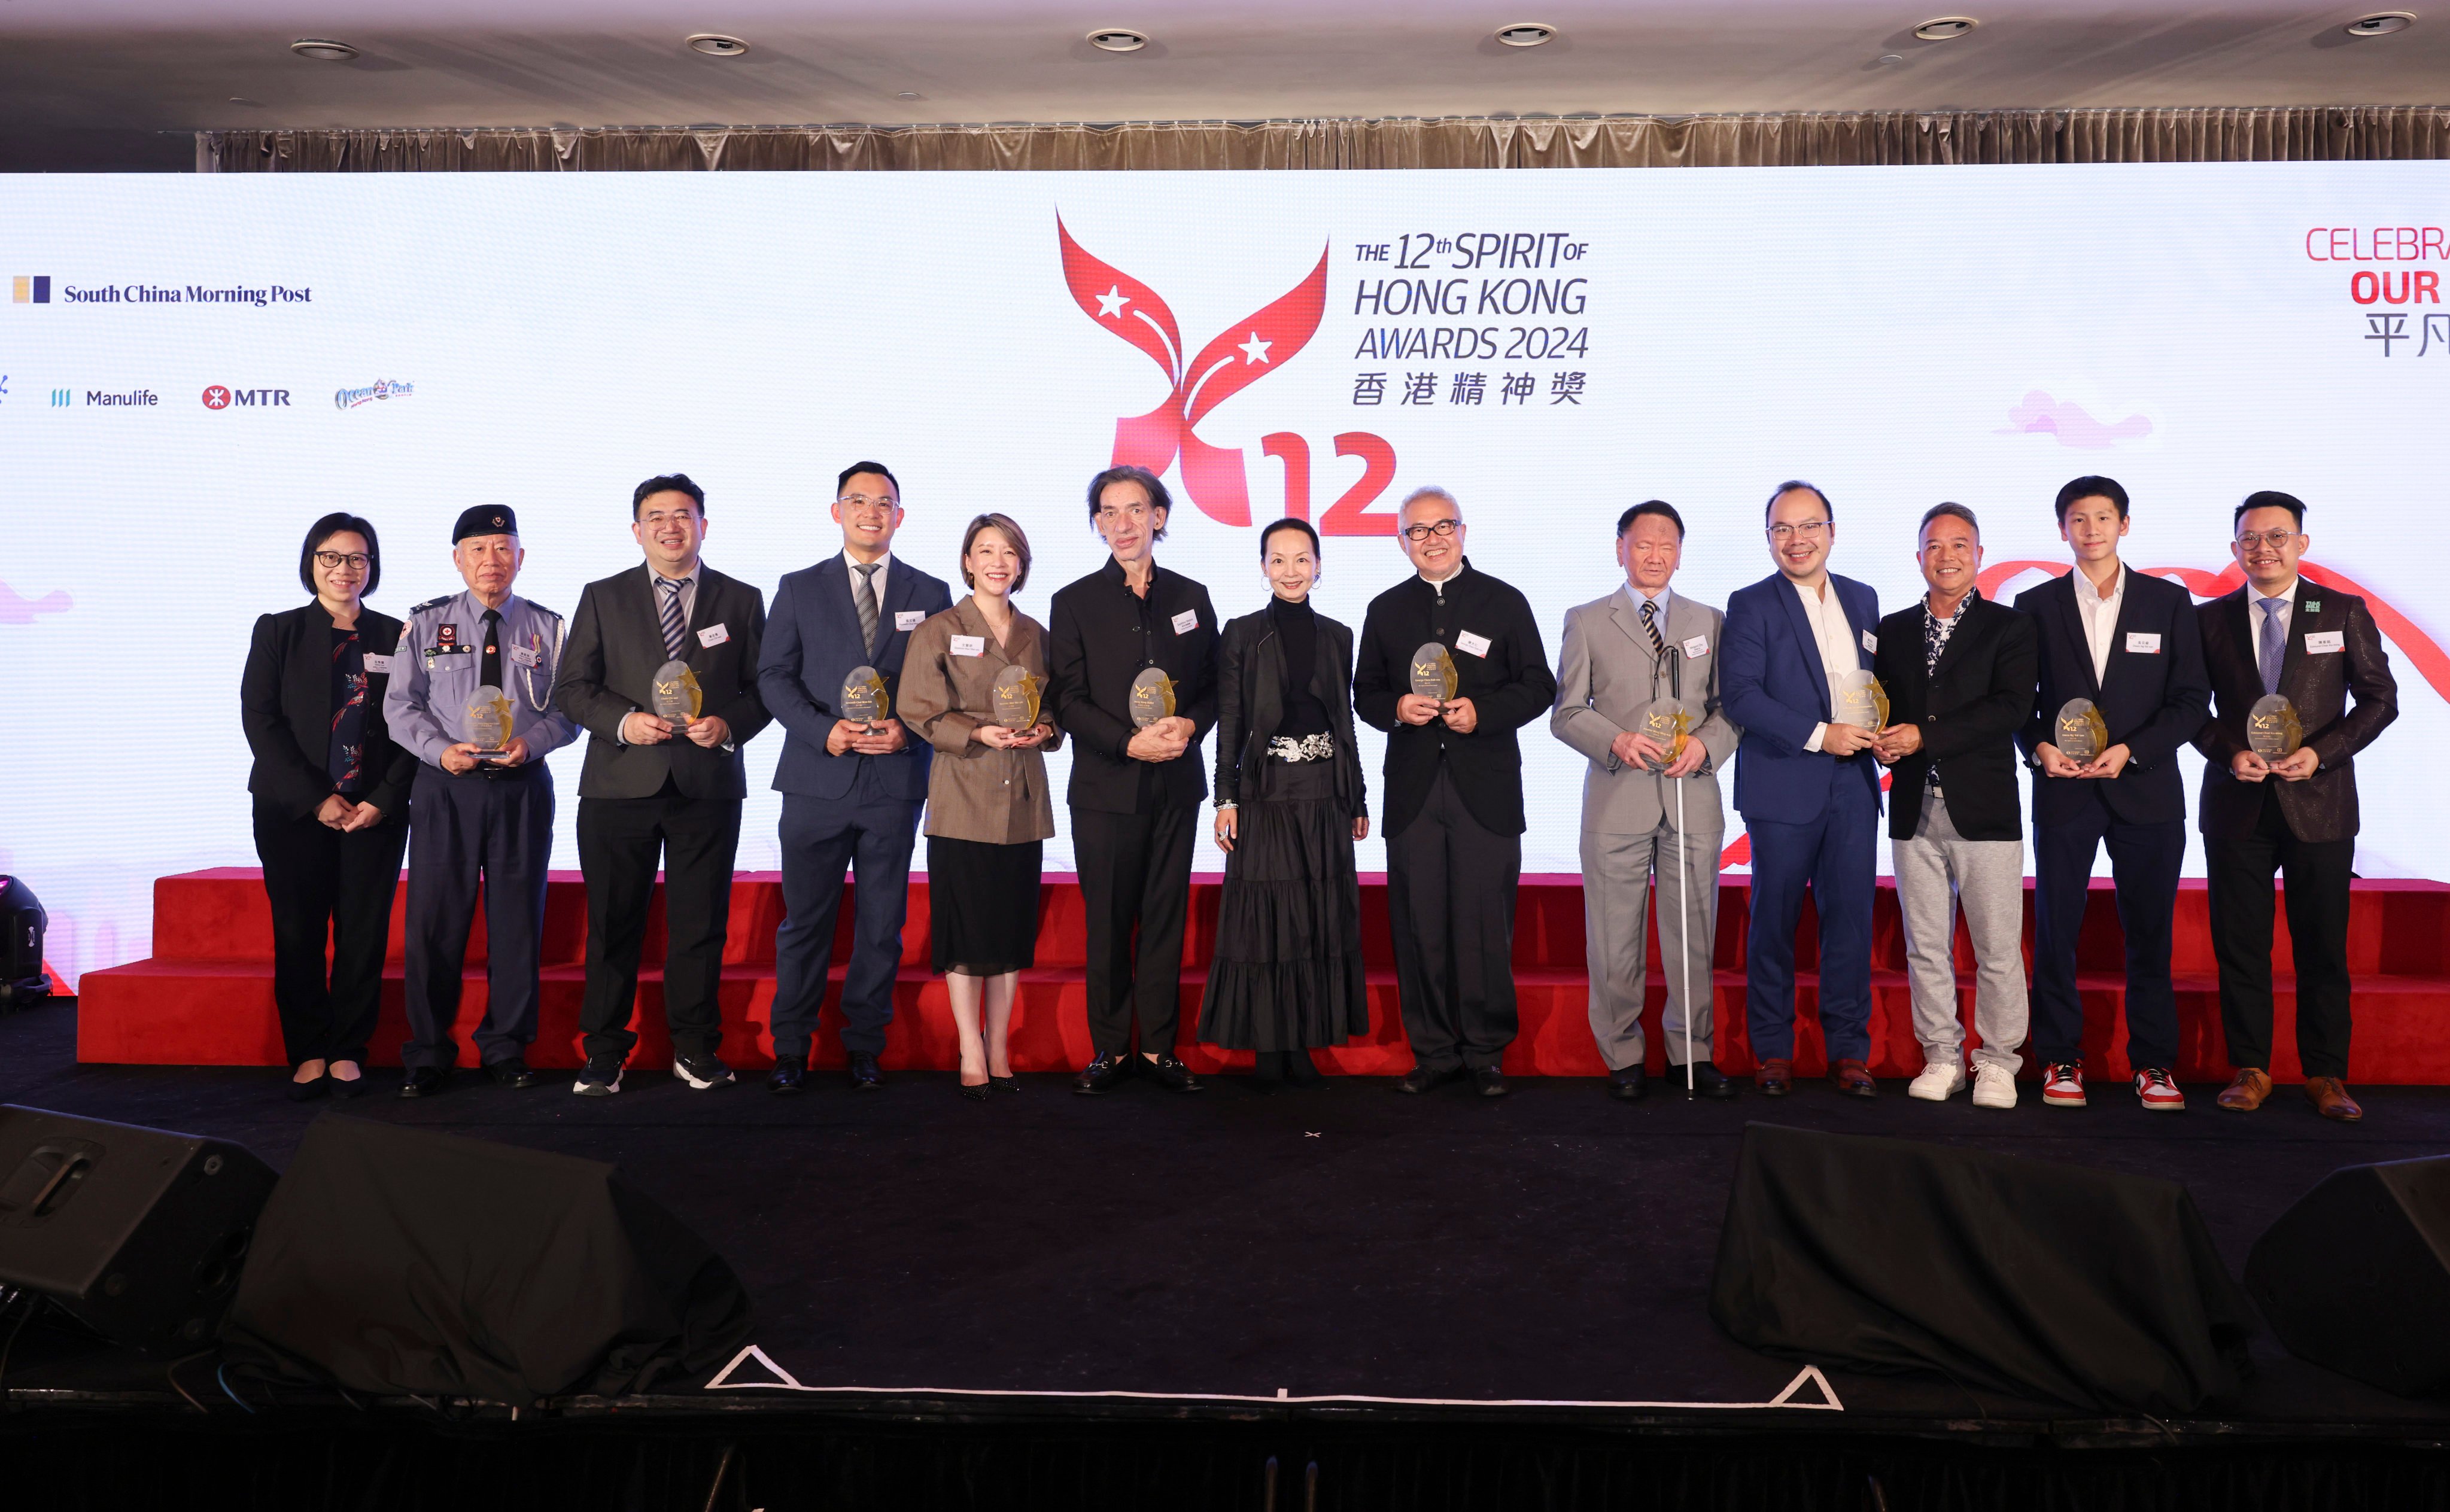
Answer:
[
  {"left": 958, "top": 1076, "right": 991, "bottom": 1102},
  {"left": 987, "top": 1075, "right": 1020, "bottom": 1094}
]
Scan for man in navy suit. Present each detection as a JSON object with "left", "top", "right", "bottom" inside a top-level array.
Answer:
[
  {"left": 1721, "top": 481, "right": 1883, "bottom": 1097},
  {"left": 758, "top": 462, "right": 955, "bottom": 1093},
  {"left": 2014, "top": 475, "right": 2210, "bottom": 1114}
]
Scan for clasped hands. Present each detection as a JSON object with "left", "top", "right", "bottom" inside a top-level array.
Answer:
[
  {"left": 1396, "top": 693, "right": 1479, "bottom": 735},
  {"left": 823, "top": 716, "right": 908, "bottom": 756},
  {"left": 1127, "top": 716, "right": 1196, "bottom": 762},
  {"left": 315, "top": 793, "right": 385, "bottom": 832},
  {"left": 2230, "top": 747, "right": 2319, "bottom": 783},
  {"left": 623, "top": 711, "right": 733, "bottom": 748},
  {"left": 2033, "top": 742, "right": 2135, "bottom": 780},
  {"left": 973, "top": 722, "right": 1053, "bottom": 751},
  {"left": 439, "top": 735, "right": 530, "bottom": 775},
  {"left": 1608, "top": 728, "right": 1705, "bottom": 778}
]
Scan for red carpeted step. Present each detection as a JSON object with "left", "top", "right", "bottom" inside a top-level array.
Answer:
[{"left": 77, "top": 871, "right": 2450, "bottom": 1083}]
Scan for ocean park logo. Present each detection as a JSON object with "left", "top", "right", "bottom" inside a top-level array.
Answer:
[{"left": 335, "top": 379, "right": 414, "bottom": 410}]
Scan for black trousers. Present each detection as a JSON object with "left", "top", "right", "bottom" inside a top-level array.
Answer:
[
  {"left": 253, "top": 799, "right": 408, "bottom": 1067},
  {"left": 2206, "top": 788, "right": 2355, "bottom": 1079},
  {"left": 1073, "top": 803, "right": 1196, "bottom": 1057},
  {"left": 1387, "top": 765, "right": 1521, "bottom": 1073},
  {"left": 2030, "top": 793, "right": 2184, "bottom": 1071},
  {"left": 576, "top": 790, "right": 744, "bottom": 1064}
]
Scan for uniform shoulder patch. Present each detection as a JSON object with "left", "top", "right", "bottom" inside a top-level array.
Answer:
[
  {"left": 530, "top": 603, "right": 564, "bottom": 622},
  {"left": 408, "top": 595, "right": 455, "bottom": 616}
]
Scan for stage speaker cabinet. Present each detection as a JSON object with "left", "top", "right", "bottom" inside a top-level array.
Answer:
[
  {"left": 0, "top": 1105, "right": 277, "bottom": 1354},
  {"left": 2247, "top": 1156, "right": 2450, "bottom": 1398}
]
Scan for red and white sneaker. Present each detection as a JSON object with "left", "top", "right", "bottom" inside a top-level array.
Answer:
[
  {"left": 2133, "top": 1067, "right": 2187, "bottom": 1112},
  {"left": 2041, "top": 1062, "right": 2087, "bottom": 1108}
]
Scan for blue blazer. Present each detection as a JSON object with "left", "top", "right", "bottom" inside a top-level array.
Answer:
[
  {"left": 1721, "top": 570, "right": 1883, "bottom": 825},
  {"left": 759, "top": 555, "right": 954, "bottom": 802}
]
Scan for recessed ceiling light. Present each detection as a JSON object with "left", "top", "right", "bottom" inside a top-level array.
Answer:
[
  {"left": 685, "top": 34, "right": 751, "bottom": 57},
  {"left": 228, "top": 96, "right": 263, "bottom": 106},
  {"left": 2345, "top": 11, "right": 2415, "bottom": 36},
  {"left": 1910, "top": 16, "right": 1978, "bottom": 41},
  {"left": 897, "top": 91, "right": 922, "bottom": 99},
  {"left": 1494, "top": 22, "right": 1558, "bottom": 47},
  {"left": 1086, "top": 28, "right": 1148, "bottom": 53},
  {"left": 1874, "top": 53, "right": 1905, "bottom": 65},
  {"left": 288, "top": 38, "right": 359, "bottom": 62}
]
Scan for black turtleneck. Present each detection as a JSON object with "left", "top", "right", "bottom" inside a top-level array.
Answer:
[{"left": 1270, "top": 595, "right": 1330, "bottom": 739}]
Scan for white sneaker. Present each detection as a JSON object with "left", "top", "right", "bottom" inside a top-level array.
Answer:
[
  {"left": 1970, "top": 1062, "right": 2017, "bottom": 1109},
  {"left": 1907, "top": 1059, "right": 1966, "bottom": 1102}
]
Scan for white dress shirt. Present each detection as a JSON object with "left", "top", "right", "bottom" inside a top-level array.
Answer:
[
  {"left": 2254, "top": 575, "right": 2299, "bottom": 641},
  {"left": 1791, "top": 577, "right": 1858, "bottom": 753},
  {"left": 2073, "top": 562, "right": 2126, "bottom": 688},
  {"left": 843, "top": 549, "right": 892, "bottom": 612},
  {"left": 651, "top": 567, "right": 698, "bottom": 631}
]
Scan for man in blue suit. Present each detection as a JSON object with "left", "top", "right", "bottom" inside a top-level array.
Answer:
[
  {"left": 2014, "top": 475, "right": 2209, "bottom": 1114},
  {"left": 1721, "top": 480, "right": 1883, "bottom": 1097},
  {"left": 758, "top": 462, "right": 954, "bottom": 1093}
]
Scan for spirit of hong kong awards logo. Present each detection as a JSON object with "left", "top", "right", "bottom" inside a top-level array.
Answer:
[{"left": 1059, "top": 215, "right": 1396, "bottom": 532}]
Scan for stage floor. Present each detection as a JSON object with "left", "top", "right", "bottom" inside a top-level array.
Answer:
[{"left": 6, "top": 1000, "right": 2449, "bottom": 1443}]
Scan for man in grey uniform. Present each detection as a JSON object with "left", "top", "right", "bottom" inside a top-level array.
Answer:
[
  {"left": 382, "top": 504, "right": 579, "bottom": 1096},
  {"left": 1552, "top": 500, "right": 1740, "bottom": 1100}
]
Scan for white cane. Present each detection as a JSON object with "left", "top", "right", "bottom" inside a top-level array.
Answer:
[{"left": 1674, "top": 766, "right": 1695, "bottom": 1098}]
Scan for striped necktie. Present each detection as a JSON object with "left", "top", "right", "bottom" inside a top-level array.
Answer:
[
  {"left": 1639, "top": 597, "right": 1667, "bottom": 658},
  {"left": 852, "top": 562, "right": 881, "bottom": 658},
  {"left": 658, "top": 577, "right": 687, "bottom": 659}
]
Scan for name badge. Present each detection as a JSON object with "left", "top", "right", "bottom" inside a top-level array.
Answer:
[
  {"left": 697, "top": 623, "right": 729, "bottom": 648},
  {"left": 2126, "top": 632, "right": 2162, "bottom": 655},
  {"left": 1860, "top": 629, "right": 1878, "bottom": 653},
  {"left": 895, "top": 610, "right": 926, "bottom": 632},
  {"left": 950, "top": 634, "right": 986, "bottom": 658},
  {"left": 1682, "top": 635, "right": 1709, "bottom": 660},
  {"left": 1455, "top": 630, "right": 1492, "bottom": 658},
  {"left": 509, "top": 645, "right": 541, "bottom": 668},
  {"left": 1171, "top": 609, "right": 1199, "bottom": 635},
  {"left": 2305, "top": 630, "right": 2346, "bottom": 655},
  {"left": 361, "top": 653, "right": 394, "bottom": 674}
]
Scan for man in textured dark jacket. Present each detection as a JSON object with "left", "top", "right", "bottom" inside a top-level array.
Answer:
[{"left": 1354, "top": 486, "right": 1557, "bottom": 1097}]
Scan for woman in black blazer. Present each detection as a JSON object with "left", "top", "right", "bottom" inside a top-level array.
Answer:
[
  {"left": 241, "top": 513, "right": 415, "bottom": 1100},
  {"left": 1200, "top": 518, "right": 1370, "bottom": 1084}
]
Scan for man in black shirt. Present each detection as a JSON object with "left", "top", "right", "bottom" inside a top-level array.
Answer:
[
  {"left": 1048, "top": 465, "right": 1220, "bottom": 1094},
  {"left": 1354, "top": 487, "right": 1558, "bottom": 1096}
]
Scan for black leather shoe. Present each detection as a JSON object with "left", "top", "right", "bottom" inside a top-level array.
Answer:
[
  {"left": 768, "top": 1054, "right": 808, "bottom": 1094},
  {"left": 1073, "top": 1052, "right": 1132, "bottom": 1094},
  {"left": 327, "top": 1063, "right": 368, "bottom": 1100},
  {"left": 1607, "top": 1064, "right": 1647, "bottom": 1102},
  {"left": 1473, "top": 1066, "right": 1511, "bottom": 1099},
  {"left": 485, "top": 1056, "right": 539, "bottom": 1090},
  {"left": 1684, "top": 1061, "right": 1738, "bottom": 1100},
  {"left": 1395, "top": 1064, "right": 1462, "bottom": 1095},
  {"left": 847, "top": 1052, "right": 886, "bottom": 1091},
  {"left": 398, "top": 1066, "right": 448, "bottom": 1099},
  {"left": 1147, "top": 1054, "right": 1203, "bottom": 1093},
  {"left": 286, "top": 1072, "right": 329, "bottom": 1103}
]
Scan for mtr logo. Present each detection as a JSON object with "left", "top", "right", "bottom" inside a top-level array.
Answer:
[
  {"left": 201, "top": 385, "right": 289, "bottom": 410},
  {"left": 1059, "top": 216, "right": 1397, "bottom": 533}
]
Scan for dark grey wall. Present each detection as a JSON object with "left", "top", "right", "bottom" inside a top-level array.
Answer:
[{"left": 0, "top": 130, "right": 193, "bottom": 172}]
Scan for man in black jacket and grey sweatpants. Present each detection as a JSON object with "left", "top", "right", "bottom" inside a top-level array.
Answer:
[{"left": 1354, "top": 487, "right": 1558, "bottom": 1097}]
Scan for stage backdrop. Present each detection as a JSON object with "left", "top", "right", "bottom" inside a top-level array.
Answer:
[{"left": 5, "top": 164, "right": 2448, "bottom": 985}]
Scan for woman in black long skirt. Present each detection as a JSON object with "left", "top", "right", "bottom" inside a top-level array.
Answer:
[{"left": 1202, "top": 517, "right": 1369, "bottom": 1084}]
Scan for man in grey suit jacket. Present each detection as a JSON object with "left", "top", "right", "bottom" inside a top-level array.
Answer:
[
  {"left": 1552, "top": 501, "right": 1740, "bottom": 1100},
  {"left": 554, "top": 474, "right": 771, "bottom": 1096}
]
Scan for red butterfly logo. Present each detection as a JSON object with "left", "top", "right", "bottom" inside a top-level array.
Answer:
[{"left": 1059, "top": 215, "right": 1329, "bottom": 527}]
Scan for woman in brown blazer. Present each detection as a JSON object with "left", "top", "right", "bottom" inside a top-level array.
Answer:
[{"left": 899, "top": 513, "right": 1062, "bottom": 1099}]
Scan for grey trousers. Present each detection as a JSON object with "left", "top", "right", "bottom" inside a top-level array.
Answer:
[
  {"left": 1581, "top": 819, "right": 1721, "bottom": 1071},
  {"left": 1892, "top": 789, "right": 2028, "bottom": 1073}
]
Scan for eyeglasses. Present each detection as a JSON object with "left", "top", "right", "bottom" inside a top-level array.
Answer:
[
  {"left": 313, "top": 551, "right": 372, "bottom": 570},
  {"left": 1401, "top": 518, "right": 1460, "bottom": 542},
  {"left": 1767, "top": 520, "right": 1830, "bottom": 541},
  {"left": 2235, "top": 529, "right": 2301, "bottom": 550},
  {"left": 837, "top": 494, "right": 898, "bottom": 515},
  {"left": 637, "top": 508, "right": 701, "bottom": 528}
]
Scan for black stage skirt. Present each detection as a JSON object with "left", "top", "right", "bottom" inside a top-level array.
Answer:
[
  {"left": 1199, "top": 756, "right": 1369, "bottom": 1050},
  {"left": 927, "top": 835, "right": 1043, "bottom": 978}
]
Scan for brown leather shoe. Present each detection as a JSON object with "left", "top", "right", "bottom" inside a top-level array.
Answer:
[
  {"left": 1755, "top": 1057, "right": 1794, "bottom": 1097},
  {"left": 1830, "top": 1058, "right": 1877, "bottom": 1098},
  {"left": 2216, "top": 1067, "right": 2273, "bottom": 1112},
  {"left": 2305, "top": 1076, "right": 2364, "bottom": 1122}
]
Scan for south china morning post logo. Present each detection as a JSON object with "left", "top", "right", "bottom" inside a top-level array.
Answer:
[
  {"left": 13, "top": 275, "right": 312, "bottom": 307},
  {"left": 335, "top": 378, "right": 414, "bottom": 410}
]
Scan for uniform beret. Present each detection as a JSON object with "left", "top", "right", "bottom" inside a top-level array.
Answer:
[{"left": 452, "top": 506, "right": 518, "bottom": 543}]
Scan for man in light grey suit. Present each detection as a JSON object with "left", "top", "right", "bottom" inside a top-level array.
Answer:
[{"left": 1552, "top": 501, "right": 1740, "bottom": 1100}]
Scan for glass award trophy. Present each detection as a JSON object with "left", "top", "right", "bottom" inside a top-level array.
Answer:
[
  {"left": 1832, "top": 669, "right": 1888, "bottom": 733},
  {"left": 2248, "top": 694, "right": 2304, "bottom": 761},
  {"left": 463, "top": 685, "right": 515, "bottom": 762},
  {"left": 651, "top": 659, "right": 703, "bottom": 730},
  {"left": 841, "top": 665, "right": 891, "bottom": 729},
  {"left": 1632, "top": 698, "right": 1694, "bottom": 773},
  {"left": 2054, "top": 698, "right": 2108, "bottom": 765},
  {"left": 1128, "top": 667, "right": 1177, "bottom": 728},
  {"left": 1409, "top": 641, "right": 1460, "bottom": 709},
  {"left": 991, "top": 665, "right": 1042, "bottom": 729}
]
